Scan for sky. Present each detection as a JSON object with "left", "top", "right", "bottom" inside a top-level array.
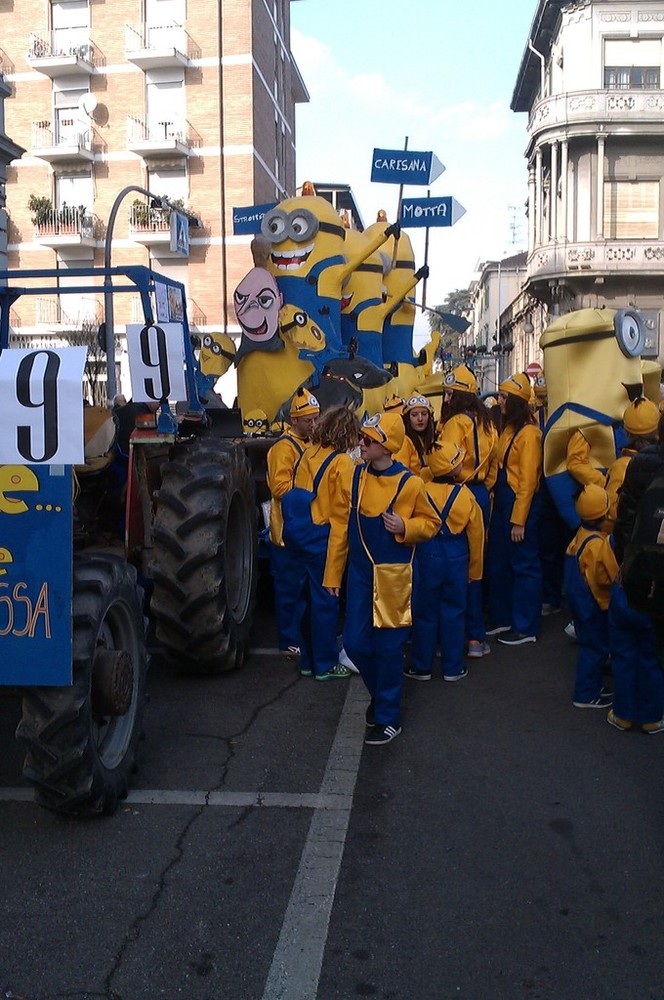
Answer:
[{"left": 290, "top": 0, "right": 538, "bottom": 340}]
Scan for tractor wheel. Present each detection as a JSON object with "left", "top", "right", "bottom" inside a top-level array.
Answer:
[
  {"left": 17, "top": 552, "right": 148, "bottom": 817},
  {"left": 150, "top": 437, "right": 257, "bottom": 673}
]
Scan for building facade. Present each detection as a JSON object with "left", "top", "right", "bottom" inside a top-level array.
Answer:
[
  {"left": 466, "top": 252, "right": 528, "bottom": 392},
  {"left": 510, "top": 0, "right": 664, "bottom": 367},
  {"left": 1, "top": 0, "right": 307, "bottom": 395}
]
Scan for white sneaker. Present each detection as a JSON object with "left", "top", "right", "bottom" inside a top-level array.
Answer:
[
  {"left": 564, "top": 621, "right": 577, "bottom": 641},
  {"left": 338, "top": 647, "right": 359, "bottom": 673}
]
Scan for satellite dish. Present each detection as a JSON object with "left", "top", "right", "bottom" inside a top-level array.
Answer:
[{"left": 79, "top": 93, "right": 98, "bottom": 117}]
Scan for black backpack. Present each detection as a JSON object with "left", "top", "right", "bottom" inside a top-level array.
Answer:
[{"left": 622, "top": 474, "right": 664, "bottom": 617}]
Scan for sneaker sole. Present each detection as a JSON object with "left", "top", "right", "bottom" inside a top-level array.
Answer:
[
  {"left": 497, "top": 637, "right": 537, "bottom": 645},
  {"left": 404, "top": 672, "right": 431, "bottom": 681},
  {"left": 315, "top": 672, "right": 351, "bottom": 681},
  {"left": 364, "top": 727, "right": 401, "bottom": 745},
  {"left": 443, "top": 673, "right": 468, "bottom": 682},
  {"left": 573, "top": 701, "right": 613, "bottom": 709},
  {"left": 486, "top": 626, "right": 511, "bottom": 636}
]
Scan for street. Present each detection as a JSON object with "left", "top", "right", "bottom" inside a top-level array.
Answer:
[{"left": 1, "top": 587, "right": 663, "bottom": 1000}]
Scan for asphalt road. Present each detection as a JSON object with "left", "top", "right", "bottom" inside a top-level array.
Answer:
[{"left": 0, "top": 591, "right": 663, "bottom": 1000}]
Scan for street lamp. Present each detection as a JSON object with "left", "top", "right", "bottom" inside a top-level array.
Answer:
[{"left": 103, "top": 184, "right": 169, "bottom": 401}]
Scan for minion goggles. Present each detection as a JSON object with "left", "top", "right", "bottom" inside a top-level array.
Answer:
[{"left": 261, "top": 208, "right": 346, "bottom": 244}]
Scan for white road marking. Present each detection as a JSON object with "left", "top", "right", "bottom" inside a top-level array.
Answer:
[
  {"left": 0, "top": 789, "right": 352, "bottom": 809},
  {"left": 262, "top": 677, "right": 366, "bottom": 1000}
]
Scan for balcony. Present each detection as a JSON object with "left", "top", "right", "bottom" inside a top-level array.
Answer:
[
  {"left": 32, "top": 120, "right": 94, "bottom": 163},
  {"left": 527, "top": 238, "right": 664, "bottom": 283},
  {"left": 124, "top": 22, "right": 200, "bottom": 69},
  {"left": 128, "top": 202, "right": 172, "bottom": 245},
  {"left": 32, "top": 206, "right": 97, "bottom": 248},
  {"left": 35, "top": 295, "right": 102, "bottom": 331},
  {"left": 27, "top": 29, "right": 96, "bottom": 77},
  {"left": 529, "top": 87, "right": 664, "bottom": 137},
  {"left": 126, "top": 115, "right": 198, "bottom": 159}
]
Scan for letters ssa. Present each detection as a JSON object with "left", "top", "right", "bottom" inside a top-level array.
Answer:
[{"left": 0, "top": 581, "right": 51, "bottom": 638}]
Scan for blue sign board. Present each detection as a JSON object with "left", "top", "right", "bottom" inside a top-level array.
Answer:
[
  {"left": 233, "top": 202, "right": 278, "bottom": 236},
  {"left": 170, "top": 211, "right": 190, "bottom": 257},
  {"left": 400, "top": 196, "right": 466, "bottom": 229},
  {"left": 0, "top": 464, "right": 73, "bottom": 685},
  {"left": 371, "top": 148, "right": 445, "bottom": 186}
]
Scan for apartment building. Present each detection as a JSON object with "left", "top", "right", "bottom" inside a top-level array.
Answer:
[
  {"left": 1, "top": 0, "right": 307, "bottom": 393},
  {"left": 507, "top": 0, "right": 664, "bottom": 368},
  {"left": 0, "top": 71, "right": 24, "bottom": 271},
  {"left": 465, "top": 252, "right": 528, "bottom": 391}
]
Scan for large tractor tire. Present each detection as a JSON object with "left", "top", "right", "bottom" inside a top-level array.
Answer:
[
  {"left": 17, "top": 552, "right": 148, "bottom": 817},
  {"left": 150, "top": 436, "right": 257, "bottom": 673}
]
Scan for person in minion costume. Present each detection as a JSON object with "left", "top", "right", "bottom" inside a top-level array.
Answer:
[
  {"left": 243, "top": 408, "right": 269, "bottom": 438},
  {"left": 323, "top": 411, "right": 440, "bottom": 745},
  {"left": 266, "top": 388, "right": 320, "bottom": 654},
  {"left": 486, "top": 372, "right": 543, "bottom": 645},
  {"left": 395, "top": 394, "right": 436, "bottom": 475},
  {"left": 340, "top": 228, "right": 391, "bottom": 367},
  {"left": 564, "top": 484, "right": 619, "bottom": 709},
  {"left": 438, "top": 364, "right": 498, "bottom": 657},
  {"left": 195, "top": 331, "right": 236, "bottom": 405},
  {"left": 540, "top": 307, "right": 648, "bottom": 530},
  {"left": 604, "top": 396, "right": 660, "bottom": 529},
  {"left": 408, "top": 441, "right": 484, "bottom": 681}
]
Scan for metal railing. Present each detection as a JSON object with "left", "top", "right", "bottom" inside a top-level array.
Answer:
[
  {"left": 28, "top": 29, "right": 95, "bottom": 64},
  {"left": 128, "top": 202, "right": 171, "bottom": 233},
  {"left": 126, "top": 114, "right": 198, "bottom": 148},
  {"left": 124, "top": 21, "right": 200, "bottom": 60},
  {"left": 32, "top": 119, "right": 94, "bottom": 153},
  {"left": 33, "top": 207, "right": 96, "bottom": 239},
  {"left": 35, "top": 296, "right": 102, "bottom": 328}
]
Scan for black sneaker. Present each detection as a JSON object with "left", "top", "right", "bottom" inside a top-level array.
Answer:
[
  {"left": 364, "top": 724, "right": 402, "bottom": 745},
  {"left": 403, "top": 667, "right": 432, "bottom": 681},
  {"left": 497, "top": 630, "right": 537, "bottom": 645},
  {"left": 572, "top": 692, "right": 613, "bottom": 709},
  {"left": 365, "top": 700, "right": 375, "bottom": 727}
]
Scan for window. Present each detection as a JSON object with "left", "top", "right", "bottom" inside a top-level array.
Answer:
[
  {"left": 53, "top": 85, "right": 89, "bottom": 144},
  {"left": 604, "top": 180, "right": 659, "bottom": 239},
  {"left": 146, "top": 68, "right": 185, "bottom": 137},
  {"left": 147, "top": 166, "right": 187, "bottom": 204},
  {"left": 51, "top": 0, "right": 89, "bottom": 57},
  {"left": 604, "top": 38, "right": 662, "bottom": 89}
]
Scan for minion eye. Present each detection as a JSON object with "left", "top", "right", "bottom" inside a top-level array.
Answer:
[
  {"left": 203, "top": 335, "right": 213, "bottom": 348},
  {"left": 615, "top": 309, "right": 646, "bottom": 358},
  {"left": 261, "top": 209, "right": 288, "bottom": 242},
  {"left": 311, "top": 325, "right": 322, "bottom": 340},
  {"left": 290, "top": 214, "right": 309, "bottom": 236},
  {"left": 294, "top": 312, "right": 307, "bottom": 327},
  {"left": 211, "top": 342, "right": 222, "bottom": 355}
]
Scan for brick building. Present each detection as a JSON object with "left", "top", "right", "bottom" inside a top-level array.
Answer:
[{"left": 1, "top": 0, "right": 307, "bottom": 395}]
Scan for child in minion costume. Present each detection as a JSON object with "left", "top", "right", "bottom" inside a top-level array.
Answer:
[
  {"left": 408, "top": 441, "right": 484, "bottom": 681},
  {"left": 266, "top": 388, "right": 320, "bottom": 653},
  {"left": 564, "top": 484, "right": 619, "bottom": 709},
  {"left": 604, "top": 396, "right": 660, "bottom": 528},
  {"left": 323, "top": 411, "right": 440, "bottom": 745},
  {"left": 486, "top": 372, "right": 543, "bottom": 644},
  {"left": 438, "top": 363, "right": 498, "bottom": 656}
]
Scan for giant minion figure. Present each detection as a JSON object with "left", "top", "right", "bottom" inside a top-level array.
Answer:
[
  {"left": 340, "top": 228, "right": 390, "bottom": 367},
  {"left": 541, "top": 307, "right": 647, "bottom": 528}
]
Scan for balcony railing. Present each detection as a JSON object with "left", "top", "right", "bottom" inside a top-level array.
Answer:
[
  {"left": 527, "top": 238, "right": 664, "bottom": 282},
  {"left": 128, "top": 203, "right": 171, "bottom": 234},
  {"left": 126, "top": 115, "right": 198, "bottom": 157},
  {"left": 33, "top": 206, "right": 96, "bottom": 240},
  {"left": 35, "top": 296, "right": 102, "bottom": 329},
  {"left": 32, "top": 120, "right": 94, "bottom": 161},
  {"left": 529, "top": 87, "right": 664, "bottom": 134},
  {"left": 27, "top": 29, "right": 96, "bottom": 75},
  {"left": 124, "top": 21, "right": 200, "bottom": 67}
]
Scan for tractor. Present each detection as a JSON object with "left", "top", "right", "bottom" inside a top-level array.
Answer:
[{"left": 0, "top": 264, "right": 260, "bottom": 817}]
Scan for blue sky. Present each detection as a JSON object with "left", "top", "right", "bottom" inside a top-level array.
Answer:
[{"left": 291, "top": 0, "right": 537, "bottom": 330}]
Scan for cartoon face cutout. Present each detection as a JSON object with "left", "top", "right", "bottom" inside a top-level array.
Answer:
[
  {"left": 243, "top": 409, "right": 269, "bottom": 437},
  {"left": 233, "top": 268, "right": 282, "bottom": 345},
  {"left": 199, "top": 332, "right": 236, "bottom": 378}
]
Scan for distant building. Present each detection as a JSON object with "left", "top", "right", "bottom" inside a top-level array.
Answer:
[
  {"left": 466, "top": 252, "right": 527, "bottom": 391},
  {"left": 1, "top": 0, "right": 307, "bottom": 395},
  {"left": 0, "top": 71, "right": 24, "bottom": 272},
  {"left": 511, "top": 0, "right": 664, "bottom": 365}
]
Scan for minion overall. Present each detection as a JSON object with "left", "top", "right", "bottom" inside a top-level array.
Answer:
[
  {"left": 323, "top": 412, "right": 440, "bottom": 744},
  {"left": 266, "top": 390, "right": 319, "bottom": 653},
  {"left": 486, "top": 373, "right": 543, "bottom": 643},
  {"left": 564, "top": 485, "right": 618, "bottom": 708},
  {"left": 439, "top": 364, "right": 498, "bottom": 653},
  {"left": 409, "top": 442, "right": 484, "bottom": 681}
]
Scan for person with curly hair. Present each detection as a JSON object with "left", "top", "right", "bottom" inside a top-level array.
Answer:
[{"left": 289, "top": 405, "right": 360, "bottom": 680}]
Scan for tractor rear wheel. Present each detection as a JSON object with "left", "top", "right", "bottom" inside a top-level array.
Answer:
[
  {"left": 150, "top": 437, "right": 257, "bottom": 673},
  {"left": 17, "top": 551, "right": 148, "bottom": 817}
]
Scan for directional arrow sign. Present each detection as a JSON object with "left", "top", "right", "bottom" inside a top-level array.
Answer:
[
  {"left": 400, "top": 196, "right": 466, "bottom": 228},
  {"left": 371, "top": 148, "right": 445, "bottom": 186},
  {"left": 232, "top": 202, "right": 277, "bottom": 235}
]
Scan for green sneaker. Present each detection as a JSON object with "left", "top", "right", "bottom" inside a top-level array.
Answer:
[{"left": 315, "top": 663, "right": 352, "bottom": 681}]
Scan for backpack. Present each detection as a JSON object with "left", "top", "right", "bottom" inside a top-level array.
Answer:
[
  {"left": 622, "top": 474, "right": 664, "bottom": 618},
  {"left": 281, "top": 451, "right": 337, "bottom": 559}
]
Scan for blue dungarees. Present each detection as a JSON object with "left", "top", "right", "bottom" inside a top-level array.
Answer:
[
  {"left": 564, "top": 533, "right": 609, "bottom": 704},
  {"left": 343, "top": 464, "right": 413, "bottom": 729},
  {"left": 465, "top": 418, "right": 490, "bottom": 643}
]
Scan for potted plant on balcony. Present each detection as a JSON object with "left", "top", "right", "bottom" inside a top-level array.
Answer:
[{"left": 28, "top": 194, "right": 54, "bottom": 228}]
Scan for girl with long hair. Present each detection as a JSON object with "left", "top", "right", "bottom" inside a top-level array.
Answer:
[{"left": 397, "top": 394, "right": 436, "bottom": 473}]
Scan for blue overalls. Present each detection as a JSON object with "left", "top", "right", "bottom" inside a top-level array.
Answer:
[
  {"left": 608, "top": 579, "right": 664, "bottom": 725},
  {"left": 487, "top": 429, "right": 542, "bottom": 637},
  {"left": 268, "top": 434, "right": 306, "bottom": 652},
  {"left": 343, "top": 464, "right": 413, "bottom": 728},
  {"left": 564, "top": 533, "right": 608, "bottom": 704},
  {"left": 411, "top": 486, "right": 468, "bottom": 678},
  {"left": 282, "top": 452, "right": 339, "bottom": 677},
  {"left": 465, "top": 419, "right": 490, "bottom": 644},
  {"left": 276, "top": 255, "right": 347, "bottom": 355}
]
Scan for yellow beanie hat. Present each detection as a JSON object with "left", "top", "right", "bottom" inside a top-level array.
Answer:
[
  {"left": 361, "top": 411, "right": 405, "bottom": 454},
  {"left": 499, "top": 372, "right": 532, "bottom": 401},
  {"left": 290, "top": 388, "right": 320, "bottom": 418},
  {"left": 426, "top": 441, "right": 465, "bottom": 478},
  {"left": 443, "top": 364, "right": 478, "bottom": 395},
  {"left": 383, "top": 393, "right": 405, "bottom": 413},
  {"left": 575, "top": 484, "right": 610, "bottom": 522},
  {"left": 623, "top": 397, "right": 660, "bottom": 437}
]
